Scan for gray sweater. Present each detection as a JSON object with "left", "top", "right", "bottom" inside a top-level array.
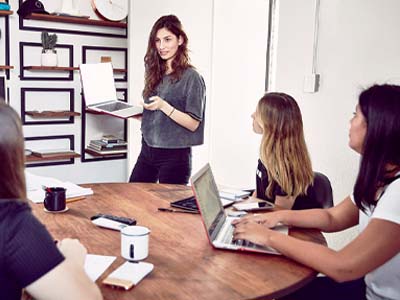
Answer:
[{"left": 141, "top": 67, "right": 206, "bottom": 148}]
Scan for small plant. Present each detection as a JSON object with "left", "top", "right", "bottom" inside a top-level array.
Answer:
[{"left": 41, "top": 31, "right": 57, "bottom": 53}]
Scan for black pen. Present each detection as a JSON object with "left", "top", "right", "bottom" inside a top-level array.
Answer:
[{"left": 157, "top": 207, "right": 198, "bottom": 214}]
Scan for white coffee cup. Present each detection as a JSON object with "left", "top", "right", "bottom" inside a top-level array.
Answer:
[{"left": 121, "top": 226, "right": 150, "bottom": 261}]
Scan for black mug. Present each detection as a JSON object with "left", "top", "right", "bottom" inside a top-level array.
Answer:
[{"left": 44, "top": 187, "right": 66, "bottom": 212}]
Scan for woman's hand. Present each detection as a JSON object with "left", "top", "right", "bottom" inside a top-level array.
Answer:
[
  {"left": 232, "top": 211, "right": 285, "bottom": 228},
  {"left": 142, "top": 96, "right": 170, "bottom": 112},
  {"left": 233, "top": 221, "right": 279, "bottom": 247},
  {"left": 57, "top": 238, "right": 87, "bottom": 267}
]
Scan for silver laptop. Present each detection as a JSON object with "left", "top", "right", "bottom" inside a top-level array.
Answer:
[
  {"left": 191, "top": 163, "right": 288, "bottom": 255},
  {"left": 79, "top": 62, "right": 143, "bottom": 118}
]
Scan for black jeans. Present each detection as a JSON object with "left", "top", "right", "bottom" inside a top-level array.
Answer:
[
  {"left": 280, "top": 276, "right": 366, "bottom": 300},
  {"left": 129, "top": 140, "right": 191, "bottom": 184}
]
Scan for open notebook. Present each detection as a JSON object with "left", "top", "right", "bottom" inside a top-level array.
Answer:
[{"left": 79, "top": 62, "right": 143, "bottom": 119}]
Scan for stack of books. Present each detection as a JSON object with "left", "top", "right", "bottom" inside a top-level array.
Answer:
[{"left": 87, "top": 135, "right": 127, "bottom": 155}]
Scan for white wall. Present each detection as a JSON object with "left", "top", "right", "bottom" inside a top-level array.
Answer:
[
  {"left": 275, "top": 0, "right": 400, "bottom": 247},
  {"left": 209, "top": 0, "right": 269, "bottom": 188}
]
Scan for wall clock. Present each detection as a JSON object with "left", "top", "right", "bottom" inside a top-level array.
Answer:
[{"left": 91, "top": 0, "right": 128, "bottom": 22}]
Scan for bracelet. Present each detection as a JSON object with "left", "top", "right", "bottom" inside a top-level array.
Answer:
[{"left": 168, "top": 107, "right": 175, "bottom": 117}]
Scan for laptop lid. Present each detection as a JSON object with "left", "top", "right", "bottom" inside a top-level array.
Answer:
[
  {"left": 79, "top": 62, "right": 118, "bottom": 106},
  {"left": 191, "top": 163, "right": 227, "bottom": 242}
]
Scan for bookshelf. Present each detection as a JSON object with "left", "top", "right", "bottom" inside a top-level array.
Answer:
[
  {"left": 25, "top": 111, "right": 81, "bottom": 118},
  {"left": 23, "top": 66, "right": 127, "bottom": 73},
  {"left": 25, "top": 13, "right": 127, "bottom": 29},
  {"left": 0, "top": 65, "right": 14, "bottom": 70},
  {"left": 24, "top": 66, "right": 79, "bottom": 71},
  {"left": 26, "top": 152, "right": 80, "bottom": 162},
  {"left": 84, "top": 148, "right": 125, "bottom": 157},
  {"left": 0, "top": 11, "right": 13, "bottom": 16}
]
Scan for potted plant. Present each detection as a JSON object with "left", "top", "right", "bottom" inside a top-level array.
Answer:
[{"left": 41, "top": 31, "right": 58, "bottom": 67}]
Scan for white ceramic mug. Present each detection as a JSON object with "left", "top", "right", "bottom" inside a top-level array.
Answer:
[{"left": 121, "top": 226, "right": 150, "bottom": 261}]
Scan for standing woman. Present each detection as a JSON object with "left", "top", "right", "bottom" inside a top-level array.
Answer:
[
  {"left": 0, "top": 102, "right": 102, "bottom": 300},
  {"left": 252, "top": 92, "right": 326, "bottom": 210},
  {"left": 234, "top": 84, "right": 400, "bottom": 300},
  {"left": 129, "top": 15, "right": 206, "bottom": 184}
]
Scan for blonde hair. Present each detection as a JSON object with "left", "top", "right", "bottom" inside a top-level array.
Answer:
[{"left": 257, "top": 92, "right": 313, "bottom": 198}]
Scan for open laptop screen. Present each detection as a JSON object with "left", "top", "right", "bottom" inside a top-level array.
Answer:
[
  {"left": 191, "top": 164, "right": 225, "bottom": 231},
  {"left": 79, "top": 62, "right": 118, "bottom": 106}
]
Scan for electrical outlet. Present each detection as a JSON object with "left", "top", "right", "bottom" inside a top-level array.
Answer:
[{"left": 303, "top": 74, "right": 320, "bottom": 93}]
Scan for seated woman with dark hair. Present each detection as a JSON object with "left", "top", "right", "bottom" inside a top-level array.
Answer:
[
  {"left": 251, "top": 92, "right": 332, "bottom": 210},
  {"left": 0, "top": 102, "right": 102, "bottom": 300}
]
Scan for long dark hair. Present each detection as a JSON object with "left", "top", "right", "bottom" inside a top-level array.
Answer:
[
  {"left": 0, "top": 102, "right": 27, "bottom": 201},
  {"left": 354, "top": 84, "right": 400, "bottom": 211},
  {"left": 143, "top": 15, "right": 192, "bottom": 98}
]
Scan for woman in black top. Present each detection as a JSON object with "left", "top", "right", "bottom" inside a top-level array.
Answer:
[
  {"left": 251, "top": 92, "right": 320, "bottom": 209},
  {"left": 129, "top": 15, "right": 206, "bottom": 184},
  {"left": 0, "top": 102, "right": 102, "bottom": 300}
]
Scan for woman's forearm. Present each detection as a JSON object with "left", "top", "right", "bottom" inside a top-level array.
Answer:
[
  {"left": 279, "top": 209, "right": 334, "bottom": 231},
  {"left": 160, "top": 102, "right": 200, "bottom": 132},
  {"left": 279, "top": 196, "right": 358, "bottom": 232}
]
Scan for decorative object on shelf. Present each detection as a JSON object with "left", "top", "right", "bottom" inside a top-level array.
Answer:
[
  {"left": 91, "top": 0, "right": 128, "bottom": 22},
  {"left": 0, "top": 1, "right": 11, "bottom": 12},
  {"left": 40, "top": 31, "right": 58, "bottom": 67},
  {"left": 101, "top": 56, "right": 112, "bottom": 63},
  {"left": 58, "top": 0, "right": 80, "bottom": 17},
  {"left": 17, "top": 0, "right": 49, "bottom": 18}
]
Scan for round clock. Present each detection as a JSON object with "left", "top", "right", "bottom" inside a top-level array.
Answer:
[{"left": 91, "top": 0, "right": 128, "bottom": 22}]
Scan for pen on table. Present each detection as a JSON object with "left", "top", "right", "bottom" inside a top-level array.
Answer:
[
  {"left": 66, "top": 196, "right": 86, "bottom": 203},
  {"left": 157, "top": 207, "right": 198, "bottom": 214}
]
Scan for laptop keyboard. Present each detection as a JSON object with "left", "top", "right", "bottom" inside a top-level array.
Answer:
[
  {"left": 96, "top": 102, "right": 131, "bottom": 112},
  {"left": 221, "top": 224, "right": 256, "bottom": 248},
  {"left": 170, "top": 196, "right": 199, "bottom": 212}
]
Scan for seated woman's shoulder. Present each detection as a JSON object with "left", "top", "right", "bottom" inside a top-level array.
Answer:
[{"left": 0, "top": 199, "right": 30, "bottom": 219}]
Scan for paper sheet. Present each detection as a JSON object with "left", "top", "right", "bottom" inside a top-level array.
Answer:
[
  {"left": 105, "top": 261, "right": 154, "bottom": 285},
  {"left": 25, "top": 171, "right": 94, "bottom": 203},
  {"left": 84, "top": 254, "right": 116, "bottom": 282}
]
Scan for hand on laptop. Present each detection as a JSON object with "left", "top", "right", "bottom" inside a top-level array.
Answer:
[
  {"left": 233, "top": 220, "right": 279, "bottom": 248},
  {"left": 232, "top": 211, "right": 285, "bottom": 228}
]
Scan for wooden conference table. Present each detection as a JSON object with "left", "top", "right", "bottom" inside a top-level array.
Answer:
[{"left": 31, "top": 183, "right": 326, "bottom": 300}]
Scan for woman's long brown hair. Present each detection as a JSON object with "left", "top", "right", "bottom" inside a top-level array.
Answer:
[
  {"left": 0, "top": 102, "right": 27, "bottom": 201},
  {"left": 143, "top": 15, "right": 192, "bottom": 98},
  {"left": 257, "top": 93, "right": 313, "bottom": 198}
]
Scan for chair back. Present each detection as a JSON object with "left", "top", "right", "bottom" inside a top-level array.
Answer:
[{"left": 312, "top": 172, "right": 334, "bottom": 208}]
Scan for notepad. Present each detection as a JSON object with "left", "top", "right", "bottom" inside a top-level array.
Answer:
[
  {"left": 102, "top": 261, "right": 154, "bottom": 290},
  {"left": 84, "top": 254, "right": 116, "bottom": 282}
]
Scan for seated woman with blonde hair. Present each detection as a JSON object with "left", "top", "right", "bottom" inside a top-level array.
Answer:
[
  {"left": 0, "top": 102, "right": 102, "bottom": 300},
  {"left": 252, "top": 92, "right": 331, "bottom": 210}
]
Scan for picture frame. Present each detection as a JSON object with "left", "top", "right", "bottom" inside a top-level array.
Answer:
[{"left": 0, "top": 75, "right": 7, "bottom": 103}]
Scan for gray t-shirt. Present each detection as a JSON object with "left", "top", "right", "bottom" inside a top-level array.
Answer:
[{"left": 141, "top": 67, "right": 206, "bottom": 148}]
